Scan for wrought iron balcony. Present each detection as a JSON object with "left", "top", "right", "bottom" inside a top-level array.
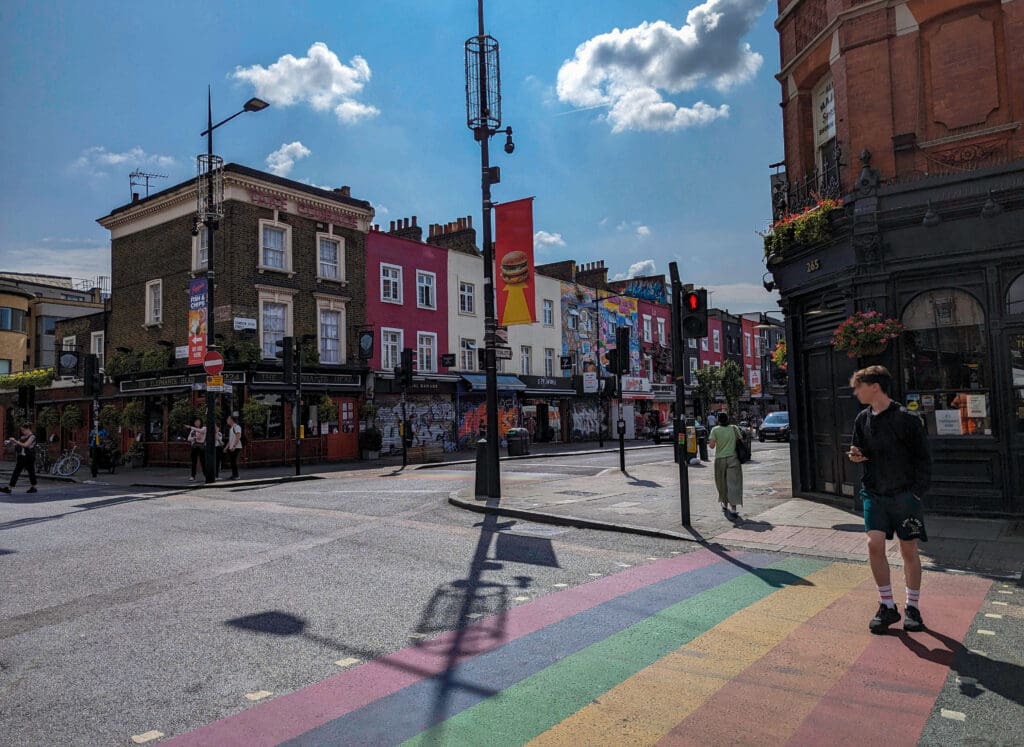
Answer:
[{"left": 771, "top": 144, "right": 844, "bottom": 222}]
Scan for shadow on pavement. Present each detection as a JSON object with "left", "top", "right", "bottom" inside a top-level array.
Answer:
[
  {"left": 832, "top": 523, "right": 864, "bottom": 533},
  {"left": 734, "top": 520, "right": 775, "bottom": 533},
  {"left": 623, "top": 471, "right": 662, "bottom": 489},
  {"left": 681, "top": 527, "right": 812, "bottom": 588}
]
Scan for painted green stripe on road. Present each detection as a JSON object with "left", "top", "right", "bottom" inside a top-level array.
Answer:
[{"left": 402, "top": 557, "right": 826, "bottom": 747}]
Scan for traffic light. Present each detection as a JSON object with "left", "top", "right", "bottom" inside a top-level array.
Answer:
[
  {"left": 605, "top": 348, "right": 620, "bottom": 375},
  {"left": 83, "top": 354, "right": 104, "bottom": 397},
  {"left": 274, "top": 336, "right": 294, "bottom": 384},
  {"left": 615, "top": 326, "right": 631, "bottom": 374},
  {"left": 399, "top": 348, "right": 414, "bottom": 388},
  {"left": 680, "top": 288, "right": 708, "bottom": 339}
]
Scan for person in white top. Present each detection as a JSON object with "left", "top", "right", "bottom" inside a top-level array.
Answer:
[
  {"left": 2, "top": 422, "right": 38, "bottom": 494},
  {"left": 187, "top": 417, "right": 207, "bottom": 481},
  {"left": 225, "top": 414, "right": 243, "bottom": 480}
]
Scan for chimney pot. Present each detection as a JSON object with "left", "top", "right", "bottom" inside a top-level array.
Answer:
[
  {"left": 411, "top": 216, "right": 417, "bottom": 226},
  {"left": 404, "top": 217, "right": 410, "bottom": 229},
  {"left": 132, "top": 192, "right": 140, "bottom": 202},
  {"left": 390, "top": 220, "right": 396, "bottom": 232},
  {"left": 340, "top": 185, "right": 351, "bottom": 197},
  {"left": 467, "top": 215, "right": 473, "bottom": 228}
]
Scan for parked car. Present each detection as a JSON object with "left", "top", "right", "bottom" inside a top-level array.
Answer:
[
  {"left": 758, "top": 411, "right": 791, "bottom": 442},
  {"left": 653, "top": 418, "right": 708, "bottom": 444}
]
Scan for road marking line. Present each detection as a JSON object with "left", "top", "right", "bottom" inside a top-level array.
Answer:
[
  {"left": 991, "top": 601, "right": 1009, "bottom": 606},
  {"left": 984, "top": 613, "right": 1003, "bottom": 619},
  {"left": 968, "top": 649, "right": 987, "bottom": 656},
  {"left": 616, "top": 563, "right": 632, "bottom": 568},
  {"left": 670, "top": 551, "right": 680, "bottom": 555},
  {"left": 588, "top": 573, "right": 603, "bottom": 577},
  {"left": 646, "top": 557, "right": 659, "bottom": 561},
  {"left": 553, "top": 583, "right": 569, "bottom": 588},
  {"left": 940, "top": 709, "right": 966, "bottom": 722},
  {"left": 466, "top": 613, "right": 483, "bottom": 619},
  {"left": 335, "top": 658, "right": 361, "bottom": 668},
  {"left": 409, "top": 633, "right": 427, "bottom": 639},
  {"left": 131, "top": 731, "right": 164, "bottom": 744},
  {"left": 245, "top": 690, "right": 273, "bottom": 701},
  {"left": 977, "top": 629, "right": 996, "bottom": 636},
  {"left": 514, "top": 596, "right": 530, "bottom": 602},
  {"left": 998, "top": 590, "right": 1013, "bottom": 594}
]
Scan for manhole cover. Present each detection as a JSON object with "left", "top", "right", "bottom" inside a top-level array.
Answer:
[{"left": 556, "top": 490, "right": 597, "bottom": 497}]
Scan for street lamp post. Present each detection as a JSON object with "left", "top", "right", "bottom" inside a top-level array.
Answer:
[
  {"left": 197, "top": 89, "right": 268, "bottom": 484},
  {"left": 466, "top": 0, "right": 514, "bottom": 498}
]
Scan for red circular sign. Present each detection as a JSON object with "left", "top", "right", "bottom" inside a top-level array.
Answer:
[{"left": 203, "top": 351, "right": 224, "bottom": 375}]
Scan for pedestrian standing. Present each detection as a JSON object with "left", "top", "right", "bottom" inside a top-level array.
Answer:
[
  {"left": 848, "top": 365, "right": 931, "bottom": 634},
  {"left": 2, "top": 423, "right": 38, "bottom": 494},
  {"left": 708, "top": 412, "right": 743, "bottom": 520},
  {"left": 187, "top": 417, "right": 206, "bottom": 481},
  {"left": 89, "top": 423, "right": 110, "bottom": 478},
  {"left": 707, "top": 411, "right": 717, "bottom": 428},
  {"left": 215, "top": 424, "right": 225, "bottom": 475},
  {"left": 225, "top": 414, "right": 242, "bottom": 480}
]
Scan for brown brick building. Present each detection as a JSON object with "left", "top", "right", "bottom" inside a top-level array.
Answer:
[{"left": 767, "top": 0, "right": 1024, "bottom": 515}]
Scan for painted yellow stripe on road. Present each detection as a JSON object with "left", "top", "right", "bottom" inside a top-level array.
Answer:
[{"left": 529, "top": 561, "right": 870, "bottom": 747}]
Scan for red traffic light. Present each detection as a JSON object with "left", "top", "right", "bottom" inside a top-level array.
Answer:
[{"left": 685, "top": 291, "right": 700, "bottom": 311}]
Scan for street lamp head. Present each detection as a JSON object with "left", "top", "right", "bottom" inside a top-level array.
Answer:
[
  {"left": 503, "top": 126, "right": 515, "bottom": 154},
  {"left": 244, "top": 98, "right": 270, "bottom": 112}
]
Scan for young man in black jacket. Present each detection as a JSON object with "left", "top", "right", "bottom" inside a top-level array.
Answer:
[{"left": 848, "top": 365, "right": 931, "bottom": 634}]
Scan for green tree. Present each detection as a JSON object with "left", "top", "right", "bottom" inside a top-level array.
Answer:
[
  {"left": 693, "top": 365, "right": 722, "bottom": 420},
  {"left": 720, "top": 359, "right": 746, "bottom": 417}
]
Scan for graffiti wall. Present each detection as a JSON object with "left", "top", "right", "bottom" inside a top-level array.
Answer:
[
  {"left": 599, "top": 296, "right": 640, "bottom": 375},
  {"left": 608, "top": 276, "right": 667, "bottom": 305},
  {"left": 376, "top": 395, "right": 458, "bottom": 455},
  {"left": 457, "top": 396, "right": 520, "bottom": 449},
  {"left": 570, "top": 400, "right": 603, "bottom": 441}
]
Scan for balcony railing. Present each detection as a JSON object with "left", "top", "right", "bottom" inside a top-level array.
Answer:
[{"left": 771, "top": 145, "right": 843, "bottom": 222}]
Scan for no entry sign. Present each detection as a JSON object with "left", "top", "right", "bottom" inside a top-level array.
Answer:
[{"left": 203, "top": 351, "right": 224, "bottom": 376}]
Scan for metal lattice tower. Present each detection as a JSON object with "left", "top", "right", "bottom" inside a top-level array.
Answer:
[
  {"left": 196, "top": 154, "right": 224, "bottom": 225},
  {"left": 465, "top": 34, "right": 501, "bottom": 132}
]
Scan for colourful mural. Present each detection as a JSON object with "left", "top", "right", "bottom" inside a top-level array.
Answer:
[
  {"left": 608, "top": 276, "right": 668, "bottom": 305},
  {"left": 375, "top": 394, "right": 523, "bottom": 453},
  {"left": 559, "top": 281, "right": 640, "bottom": 377},
  {"left": 571, "top": 400, "right": 603, "bottom": 441},
  {"left": 598, "top": 295, "right": 640, "bottom": 376},
  {"left": 457, "top": 396, "right": 520, "bottom": 448}
]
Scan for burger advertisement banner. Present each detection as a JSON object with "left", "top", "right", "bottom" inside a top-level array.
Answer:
[{"left": 494, "top": 197, "right": 536, "bottom": 326}]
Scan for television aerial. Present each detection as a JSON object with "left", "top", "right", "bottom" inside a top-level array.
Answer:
[{"left": 129, "top": 169, "right": 168, "bottom": 199}]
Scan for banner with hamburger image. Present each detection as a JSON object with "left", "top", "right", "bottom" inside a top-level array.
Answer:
[{"left": 494, "top": 197, "right": 536, "bottom": 326}]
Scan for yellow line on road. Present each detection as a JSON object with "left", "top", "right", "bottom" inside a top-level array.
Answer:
[{"left": 529, "top": 561, "right": 870, "bottom": 747}]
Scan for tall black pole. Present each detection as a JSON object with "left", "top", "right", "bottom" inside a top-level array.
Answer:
[
  {"left": 203, "top": 87, "right": 218, "bottom": 484},
  {"left": 669, "top": 262, "right": 691, "bottom": 527},
  {"left": 477, "top": 0, "right": 500, "bottom": 498},
  {"left": 595, "top": 297, "right": 604, "bottom": 448},
  {"left": 295, "top": 341, "right": 302, "bottom": 476}
]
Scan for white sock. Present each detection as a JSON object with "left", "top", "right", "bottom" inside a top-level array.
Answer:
[
  {"left": 878, "top": 585, "right": 896, "bottom": 609},
  {"left": 906, "top": 587, "right": 920, "bottom": 609}
]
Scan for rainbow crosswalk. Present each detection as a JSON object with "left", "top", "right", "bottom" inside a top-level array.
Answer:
[{"left": 165, "top": 548, "right": 992, "bottom": 746}]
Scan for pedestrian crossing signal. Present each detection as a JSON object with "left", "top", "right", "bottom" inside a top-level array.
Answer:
[{"left": 681, "top": 289, "right": 708, "bottom": 339}]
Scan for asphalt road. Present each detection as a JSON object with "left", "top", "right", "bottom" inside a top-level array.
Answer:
[{"left": 1, "top": 448, "right": 1020, "bottom": 746}]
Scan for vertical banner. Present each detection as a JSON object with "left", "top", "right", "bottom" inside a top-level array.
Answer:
[
  {"left": 188, "top": 277, "right": 208, "bottom": 365},
  {"left": 494, "top": 197, "right": 536, "bottom": 326}
]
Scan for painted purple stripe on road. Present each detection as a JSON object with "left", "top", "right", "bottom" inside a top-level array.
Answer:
[
  {"left": 165, "top": 548, "right": 730, "bottom": 746},
  {"left": 280, "top": 554, "right": 784, "bottom": 747}
]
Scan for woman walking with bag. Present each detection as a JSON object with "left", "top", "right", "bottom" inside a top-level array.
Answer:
[
  {"left": 2, "top": 422, "right": 39, "bottom": 494},
  {"left": 708, "top": 411, "right": 743, "bottom": 521}
]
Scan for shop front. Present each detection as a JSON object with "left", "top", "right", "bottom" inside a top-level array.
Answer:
[
  {"left": 518, "top": 375, "right": 575, "bottom": 443},
  {"left": 372, "top": 377, "right": 459, "bottom": 455},
  {"left": 456, "top": 374, "right": 525, "bottom": 449}
]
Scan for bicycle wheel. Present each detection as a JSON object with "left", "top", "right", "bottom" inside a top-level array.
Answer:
[{"left": 57, "top": 455, "right": 82, "bottom": 477}]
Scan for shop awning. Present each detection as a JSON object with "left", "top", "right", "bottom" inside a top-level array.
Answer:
[
  {"left": 524, "top": 386, "right": 577, "bottom": 396},
  {"left": 460, "top": 374, "right": 527, "bottom": 391}
]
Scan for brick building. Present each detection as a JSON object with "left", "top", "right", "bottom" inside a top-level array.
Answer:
[{"left": 766, "top": 0, "right": 1024, "bottom": 515}]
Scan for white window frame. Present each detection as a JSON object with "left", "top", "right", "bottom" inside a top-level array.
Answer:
[
  {"left": 689, "top": 356, "right": 698, "bottom": 385},
  {"left": 643, "top": 314, "right": 652, "bottom": 343},
  {"left": 713, "top": 329, "right": 721, "bottom": 353},
  {"left": 657, "top": 318, "right": 665, "bottom": 344},
  {"left": 689, "top": 338, "right": 697, "bottom": 349},
  {"left": 192, "top": 231, "right": 209, "bottom": 272},
  {"left": 314, "top": 294, "right": 347, "bottom": 365},
  {"left": 416, "top": 270, "right": 437, "bottom": 310},
  {"left": 543, "top": 299, "right": 554, "bottom": 326},
  {"left": 417, "top": 332, "right": 437, "bottom": 373},
  {"left": 746, "top": 363, "right": 753, "bottom": 385},
  {"left": 381, "top": 328, "right": 403, "bottom": 371},
  {"left": 144, "top": 279, "right": 162, "bottom": 326},
  {"left": 257, "top": 286, "right": 296, "bottom": 358},
  {"left": 715, "top": 360, "right": 722, "bottom": 368},
  {"left": 568, "top": 310, "right": 578, "bottom": 330},
  {"left": 316, "top": 232, "right": 345, "bottom": 283},
  {"left": 460, "top": 338, "right": 477, "bottom": 371},
  {"left": 745, "top": 333, "right": 752, "bottom": 357},
  {"left": 380, "top": 263, "right": 403, "bottom": 304},
  {"left": 62, "top": 335, "right": 77, "bottom": 352},
  {"left": 544, "top": 348, "right": 555, "bottom": 377},
  {"left": 520, "top": 345, "right": 532, "bottom": 376},
  {"left": 258, "top": 219, "right": 293, "bottom": 275},
  {"left": 459, "top": 281, "right": 475, "bottom": 315},
  {"left": 90, "top": 331, "right": 105, "bottom": 369}
]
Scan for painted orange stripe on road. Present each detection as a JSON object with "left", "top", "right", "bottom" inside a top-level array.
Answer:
[{"left": 530, "top": 561, "right": 870, "bottom": 747}]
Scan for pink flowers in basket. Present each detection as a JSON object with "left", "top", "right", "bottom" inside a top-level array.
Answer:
[{"left": 831, "top": 311, "right": 903, "bottom": 358}]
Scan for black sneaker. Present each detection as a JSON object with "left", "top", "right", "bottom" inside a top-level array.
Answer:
[
  {"left": 0, "top": 486, "right": 10, "bottom": 494},
  {"left": 869, "top": 603, "right": 901, "bottom": 634},
  {"left": 904, "top": 605, "right": 925, "bottom": 632},
  {"left": 26, "top": 487, "right": 37, "bottom": 494}
]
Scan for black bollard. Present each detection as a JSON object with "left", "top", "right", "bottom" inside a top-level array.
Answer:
[
  {"left": 698, "top": 434, "right": 709, "bottom": 462},
  {"left": 474, "top": 438, "right": 488, "bottom": 498}
]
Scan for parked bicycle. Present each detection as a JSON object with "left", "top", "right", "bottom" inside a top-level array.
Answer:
[
  {"left": 34, "top": 446, "right": 55, "bottom": 475},
  {"left": 52, "top": 444, "right": 82, "bottom": 477}
]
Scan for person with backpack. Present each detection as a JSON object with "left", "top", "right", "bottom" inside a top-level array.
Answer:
[
  {"left": 224, "top": 414, "right": 242, "bottom": 480},
  {"left": 2, "top": 422, "right": 39, "bottom": 494},
  {"left": 708, "top": 411, "right": 744, "bottom": 521}
]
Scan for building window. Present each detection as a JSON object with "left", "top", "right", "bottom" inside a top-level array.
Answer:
[
  {"left": 261, "top": 302, "right": 288, "bottom": 358},
  {"left": 461, "top": 338, "right": 476, "bottom": 371},
  {"left": 521, "top": 346, "right": 532, "bottom": 375},
  {"left": 381, "top": 263, "right": 402, "bottom": 304},
  {"left": 91, "top": 331, "right": 105, "bottom": 369},
  {"left": 192, "top": 230, "right": 209, "bottom": 271},
  {"left": 714, "top": 360, "right": 721, "bottom": 368},
  {"left": 145, "top": 279, "right": 162, "bottom": 325},
  {"left": 317, "top": 235, "right": 343, "bottom": 281},
  {"left": 713, "top": 329, "right": 720, "bottom": 352},
  {"left": 543, "top": 299, "right": 554, "bottom": 326},
  {"left": 63, "top": 335, "right": 77, "bottom": 352},
  {"left": 568, "top": 310, "right": 578, "bottom": 330},
  {"left": 259, "top": 220, "right": 292, "bottom": 273},
  {"left": 0, "top": 307, "right": 27, "bottom": 333},
  {"left": 701, "top": 337, "right": 708, "bottom": 351},
  {"left": 417, "top": 332, "right": 437, "bottom": 373},
  {"left": 416, "top": 271, "right": 436, "bottom": 309},
  {"left": 459, "top": 282, "right": 475, "bottom": 315},
  {"left": 643, "top": 315, "right": 652, "bottom": 342},
  {"left": 689, "top": 338, "right": 697, "bottom": 349},
  {"left": 745, "top": 333, "right": 752, "bottom": 357},
  {"left": 544, "top": 348, "right": 555, "bottom": 376},
  {"left": 657, "top": 318, "right": 665, "bottom": 344},
  {"left": 0, "top": 359, "right": 10, "bottom": 375},
  {"left": 689, "top": 357, "right": 698, "bottom": 385},
  {"left": 319, "top": 308, "right": 342, "bottom": 364},
  {"left": 381, "top": 328, "right": 402, "bottom": 370}
]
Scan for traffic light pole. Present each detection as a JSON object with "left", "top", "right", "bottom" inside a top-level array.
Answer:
[
  {"left": 295, "top": 341, "right": 302, "bottom": 476},
  {"left": 668, "top": 262, "right": 691, "bottom": 527}
]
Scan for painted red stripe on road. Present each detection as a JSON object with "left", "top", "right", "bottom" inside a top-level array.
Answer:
[
  {"left": 786, "top": 571, "right": 991, "bottom": 746},
  {"left": 165, "top": 549, "right": 727, "bottom": 746}
]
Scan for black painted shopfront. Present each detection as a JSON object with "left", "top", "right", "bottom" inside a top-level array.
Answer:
[{"left": 770, "top": 156, "right": 1024, "bottom": 517}]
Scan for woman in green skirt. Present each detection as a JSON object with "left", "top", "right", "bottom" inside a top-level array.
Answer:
[{"left": 708, "top": 411, "right": 743, "bottom": 520}]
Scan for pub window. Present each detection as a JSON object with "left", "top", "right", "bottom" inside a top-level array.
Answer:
[
  {"left": 1004, "top": 271, "right": 1024, "bottom": 316},
  {"left": 251, "top": 393, "right": 284, "bottom": 440},
  {"left": 901, "top": 290, "right": 990, "bottom": 437}
]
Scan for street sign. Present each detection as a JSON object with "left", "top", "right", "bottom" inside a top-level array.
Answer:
[
  {"left": 207, "top": 374, "right": 224, "bottom": 387},
  {"left": 203, "top": 351, "right": 224, "bottom": 375},
  {"left": 494, "top": 326, "right": 509, "bottom": 344},
  {"left": 440, "top": 353, "right": 456, "bottom": 368},
  {"left": 560, "top": 355, "right": 573, "bottom": 369},
  {"left": 495, "top": 346, "right": 513, "bottom": 360}
]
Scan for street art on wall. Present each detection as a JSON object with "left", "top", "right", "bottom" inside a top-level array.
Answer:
[
  {"left": 560, "top": 282, "right": 640, "bottom": 377},
  {"left": 376, "top": 395, "right": 458, "bottom": 455},
  {"left": 571, "top": 400, "right": 603, "bottom": 441},
  {"left": 457, "top": 397, "right": 520, "bottom": 448},
  {"left": 599, "top": 296, "right": 639, "bottom": 376},
  {"left": 608, "top": 276, "right": 667, "bottom": 305}
]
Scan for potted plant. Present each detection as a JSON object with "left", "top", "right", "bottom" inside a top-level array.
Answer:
[
  {"left": 120, "top": 401, "right": 145, "bottom": 432},
  {"left": 60, "top": 404, "right": 84, "bottom": 433},
  {"left": 105, "top": 351, "right": 138, "bottom": 379},
  {"left": 99, "top": 404, "right": 121, "bottom": 431},
  {"left": 759, "top": 197, "right": 842, "bottom": 262},
  {"left": 168, "top": 399, "right": 197, "bottom": 438},
  {"left": 358, "top": 401, "right": 382, "bottom": 460},
  {"left": 37, "top": 405, "right": 59, "bottom": 437},
  {"left": 771, "top": 340, "right": 788, "bottom": 373},
  {"left": 122, "top": 439, "right": 145, "bottom": 468},
  {"left": 832, "top": 311, "right": 904, "bottom": 358},
  {"left": 241, "top": 399, "right": 269, "bottom": 441}
]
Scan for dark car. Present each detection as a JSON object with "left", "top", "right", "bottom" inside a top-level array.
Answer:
[
  {"left": 758, "top": 411, "right": 790, "bottom": 442},
  {"left": 653, "top": 418, "right": 707, "bottom": 444}
]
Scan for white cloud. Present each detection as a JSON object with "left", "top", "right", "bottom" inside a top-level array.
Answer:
[
  {"left": 636, "top": 225, "right": 651, "bottom": 238},
  {"left": 374, "top": 203, "right": 389, "bottom": 216},
  {"left": 534, "top": 230, "right": 566, "bottom": 249},
  {"left": 70, "top": 146, "right": 176, "bottom": 176},
  {"left": 704, "top": 282, "right": 780, "bottom": 313},
  {"left": 598, "top": 217, "right": 609, "bottom": 228},
  {"left": 556, "top": 0, "right": 768, "bottom": 132},
  {"left": 233, "top": 42, "right": 380, "bottom": 125},
  {"left": 0, "top": 245, "right": 110, "bottom": 279},
  {"left": 265, "top": 141, "right": 311, "bottom": 177},
  {"left": 611, "top": 258, "right": 658, "bottom": 281}
]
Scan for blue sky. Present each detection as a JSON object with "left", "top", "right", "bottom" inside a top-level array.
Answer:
[{"left": 0, "top": 0, "right": 782, "bottom": 313}]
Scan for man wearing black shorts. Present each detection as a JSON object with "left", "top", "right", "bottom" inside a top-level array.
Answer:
[{"left": 848, "top": 365, "right": 931, "bottom": 634}]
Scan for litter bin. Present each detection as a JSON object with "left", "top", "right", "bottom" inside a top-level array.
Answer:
[{"left": 507, "top": 427, "right": 530, "bottom": 456}]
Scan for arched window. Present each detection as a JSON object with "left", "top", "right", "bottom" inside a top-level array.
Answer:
[
  {"left": 1006, "top": 272, "right": 1024, "bottom": 316},
  {"left": 901, "top": 290, "right": 989, "bottom": 436}
]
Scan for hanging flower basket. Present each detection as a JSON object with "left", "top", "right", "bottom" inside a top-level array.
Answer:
[
  {"left": 758, "top": 197, "right": 842, "bottom": 261},
  {"left": 831, "top": 311, "right": 903, "bottom": 358},
  {"left": 771, "top": 340, "right": 788, "bottom": 372}
]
